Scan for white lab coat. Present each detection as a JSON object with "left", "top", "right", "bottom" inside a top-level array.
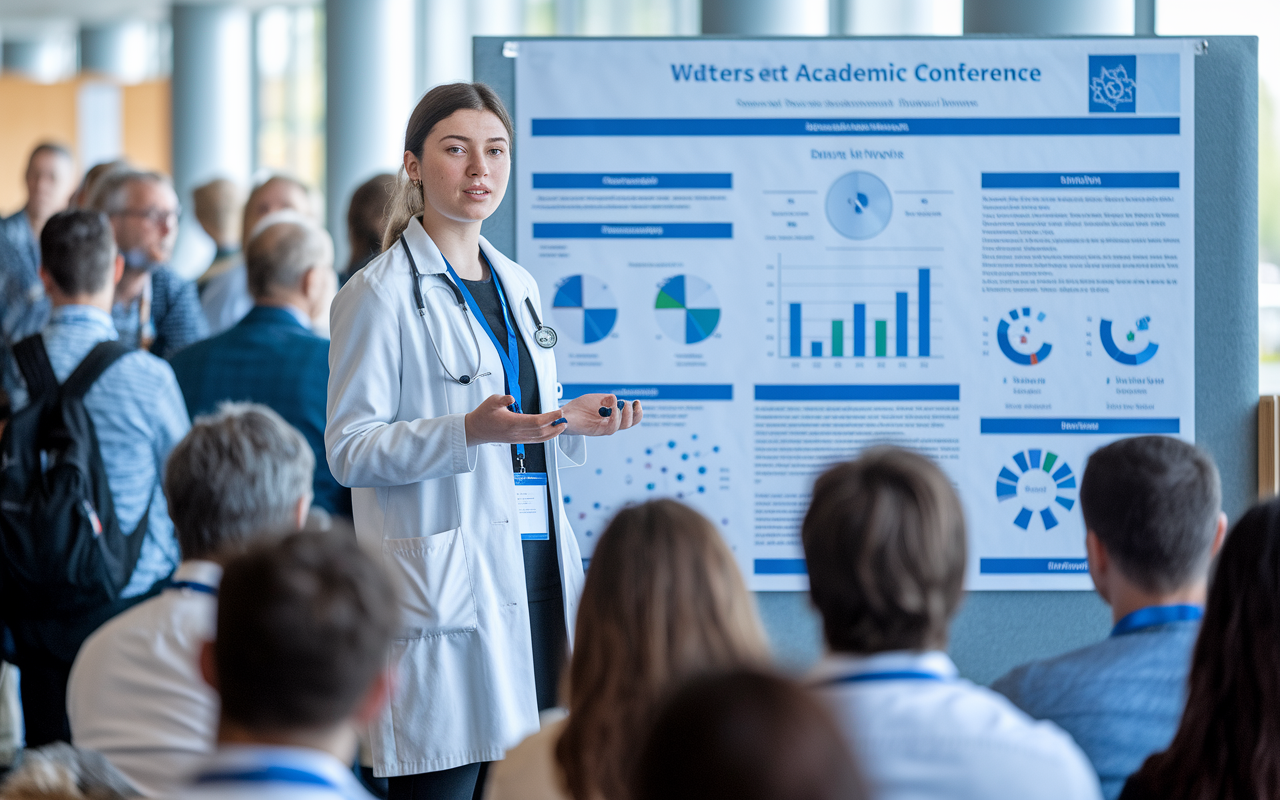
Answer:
[{"left": 326, "top": 217, "right": 587, "bottom": 777}]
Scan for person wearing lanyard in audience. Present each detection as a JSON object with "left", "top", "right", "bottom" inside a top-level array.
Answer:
[
  {"left": 175, "top": 532, "right": 396, "bottom": 800},
  {"left": 325, "top": 82, "right": 642, "bottom": 800}
]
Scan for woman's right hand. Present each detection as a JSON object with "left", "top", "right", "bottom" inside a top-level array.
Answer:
[{"left": 464, "top": 394, "right": 568, "bottom": 447}]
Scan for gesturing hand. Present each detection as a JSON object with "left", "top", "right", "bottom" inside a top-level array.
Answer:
[
  {"left": 559, "top": 394, "right": 643, "bottom": 437},
  {"left": 464, "top": 394, "right": 568, "bottom": 446}
]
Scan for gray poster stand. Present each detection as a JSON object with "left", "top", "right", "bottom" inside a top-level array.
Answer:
[{"left": 474, "top": 35, "right": 1257, "bottom": 681}]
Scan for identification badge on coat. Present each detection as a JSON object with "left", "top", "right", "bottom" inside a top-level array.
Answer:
[{"left": 514, "top": 472, "right": 550, "bottom": 540}]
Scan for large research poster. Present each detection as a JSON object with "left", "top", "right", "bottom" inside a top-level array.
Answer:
[{"left": 514, "top": 39, "right": 1196, "bottom": 590}]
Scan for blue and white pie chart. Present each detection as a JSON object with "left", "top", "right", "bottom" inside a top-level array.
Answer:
[
  {"left": 826, "top": 171, "right": 893, "bottom": 240},
  {"left": 552, "top": 275, "right": 618, "bottom": 345}
]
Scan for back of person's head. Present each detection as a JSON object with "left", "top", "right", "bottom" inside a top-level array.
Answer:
[
  {"left": 192, "top": 178, "right": 244, "bottom": 247},
  {"left": 0, "top": 742, "right": 137, "bottom": 800},
  {"left": 1125, "top": 497, "right": 1280, "bottom": 799},
  {"left": 634, "top": 669, "right": 865, "bottom": 800},
  {"left": 40, "top": 210, "right": 117, "bottom": 297},
  {"left": 245, "top": 218, "right": 334, "bottom": 300},
  {"left": 346, "top": 174, "right": 394, "bottom": 273},
  {"left": 72, "top": 161, "right": 129, "bottom": 210},
  {"left": 1080, "top": 436, "right": 1221, "bottom": 593},
  {"left": 164, "top": 403, "right": 314, "bottom": 561},
  {"left": 213, "top": 530, "right": 397, "bottom": 734},
  {"left": 557, "top": 499, "right": 769, "bottom": 800},
  {"left": 802, "top": 446, "right": 966, "bottom": 654}
]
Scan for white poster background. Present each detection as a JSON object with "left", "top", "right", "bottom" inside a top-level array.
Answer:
[{"left": 514, "top": 38, "right": 1197, "bottom": 590}]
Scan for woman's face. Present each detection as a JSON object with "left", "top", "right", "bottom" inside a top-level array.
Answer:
[{"left": 408, "top": 108, "right": 510, "bottom": 226}]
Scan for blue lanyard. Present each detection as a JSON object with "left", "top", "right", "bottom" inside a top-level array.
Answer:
[
  {"left": 1110, "top": 604, "right": 1203, "bottom": 637},
  {"left": 194, "top": 765, "right": 338, "bottom": 790},
  {"left": 168, "top": 580, "right": 217, "bottom": 596},
  {"left": 821, "top": 670, "right": 945, "bottom": 686},
  {"left": 441, "top": 252, "right": 528, "bottom": 467}
]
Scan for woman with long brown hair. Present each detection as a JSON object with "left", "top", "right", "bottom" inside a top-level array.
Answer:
[
  {"left": 326, "top": 83, "right": 641, "bottom": 800},
  {"left": 484, "top": 499, "right": 770, "bottom": 800},
  {"left": 1119, "top": 496, "right": 1280, "bottom": 799}
]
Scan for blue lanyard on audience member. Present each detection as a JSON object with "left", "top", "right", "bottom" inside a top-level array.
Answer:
[
  {"left": 820, "top": 670, "right": 945, "bottom": 686},
  {"left": 441, "top": 253, "right": 528, "bottom": 470},
  {"left": 168, "top": 581, "right": 217, "bottom": 596},
  {"left": 1110, "top": 604, "right": 1203, "bottom": 637},
  {"left": 195, "top": 766, "right": 338, "bottom": 789}
]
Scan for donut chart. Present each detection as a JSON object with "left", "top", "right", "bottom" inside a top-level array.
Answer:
[
  {"left": 1100, "top": 317, "right": 1158, "bottom": 365},
  {"left": 996, "top": 307, "right": 1052, "bottom": 365},
  {"left": 995, "top": 449, "right": 1077, "bottom": 531},
  {"left": 825, "top": 171, "right": 893, "bottom": 240}
]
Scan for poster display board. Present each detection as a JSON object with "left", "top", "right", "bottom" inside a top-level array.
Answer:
[{"left": 514, "top": 38, "right": 1198, "bottom": 590}]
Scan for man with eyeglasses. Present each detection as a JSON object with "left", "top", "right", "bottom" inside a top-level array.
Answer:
[{"left": 91, "top": 170, "right": 208, "bottom": 359}]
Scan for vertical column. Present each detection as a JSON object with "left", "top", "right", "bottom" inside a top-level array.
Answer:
[
  {"left": 789, "top": 303, "right": 802, "bottom": 357},
  {"left": 832, "top": 320, "right": 843, "bottom": 357},
  {"left": 875, "top": 320, "right": 887, "bottom": 358},
  {"left": 172, "top": 5, "right": 253, "bottom": 198},
  {"left": 326, "top": 0, "right": 416, "bottom": 268},
  {"left": 853, "top": 303, "right": 866, "bottom": 357},
  {"left": 81, "top": 20, "right": 154, "bottom": 84},
  {"left": 918, "top": 268, "right": 931, "bottom": 358},
  {"left": 895, "top": 291, "right": 908, "bottom": 357},
  {"left": 701, "top": 0, "right": 828, "bottom": 35},
  {"left": 963, "top": 0, "right": 1133, "bottom": 34},
  {"left": 811, "top": 341, "right": 822, "bottom": 357}
]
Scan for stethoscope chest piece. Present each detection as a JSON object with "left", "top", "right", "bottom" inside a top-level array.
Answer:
[{"left": 534, "top": 326, "right": 558, "bottom": 348}]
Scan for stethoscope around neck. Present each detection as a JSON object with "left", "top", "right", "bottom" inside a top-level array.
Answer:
[{"left": 400, "top": 237, "right": 556, "bottom": 386}]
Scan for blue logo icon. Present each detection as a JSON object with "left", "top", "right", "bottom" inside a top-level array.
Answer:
[{"left": 1089, "top": 55, "right": 1136, "bottom": 113}]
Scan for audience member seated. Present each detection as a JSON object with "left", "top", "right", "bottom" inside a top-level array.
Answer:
[
  {"left": 0, "top": 742, "right": 138, "bottom": 800},
  {"left": 170, "top": 219, "right": 347, "bottom": 517},
  {"left": 191, "top": 179, "right": 244, "bottom": 298},
  {"left": 342, "top": 174, "right": 395, "bottom": 284},
  {"left": 4, "top": 210, "right": 189, "bottom": 747},
  {"left": 172, "top": 530, "right": 397, "bottom": 800},
  {"left": 1118, "top": 497, "right": 1280, "bottom": 800},
  {"left": 634, "top": 669, "right": 865, "bottom": 800},
  {"left": 484, "top": 499, "right": 770, "bottom": 800},
  {"left": 0, "top": 144, "right": 78, "bottom": 416},
  {"left": 803, "top": 446, "right": 1102, "bottom": 800},
  {"left": 67, "top": 403, "right": 314, "bottom": 796},
  {"left": 201, "top": 175, "right": 314, "bottom": 335},
  {"left": 90, "top": 170, "right": 208, "bottom": 358},
  {"left": 992, "top": 436, "right": 1225, "bottom": 799}
]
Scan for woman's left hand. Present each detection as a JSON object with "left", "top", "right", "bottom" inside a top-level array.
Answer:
[{"left": 558, "top": 394, "right": 643, "bottom": 437}]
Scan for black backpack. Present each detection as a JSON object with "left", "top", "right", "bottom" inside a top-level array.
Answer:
[{"left": 0, "top": 335, "right": 150, "bottom": 664}]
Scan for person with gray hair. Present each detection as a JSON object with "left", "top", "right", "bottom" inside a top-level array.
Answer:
[
  {"left": 65, "top": 403, "right": 313, "bottom": 797},
  {"left": 170, "top": 219, "right": 348, "bottom": 517},
  {"left": 90, "top": 169, "right": 208, "bottom": 358}
]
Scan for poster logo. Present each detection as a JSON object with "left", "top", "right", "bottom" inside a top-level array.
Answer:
[{"left": 1089, "top": 55, "right": 1137, "bottom": 112}]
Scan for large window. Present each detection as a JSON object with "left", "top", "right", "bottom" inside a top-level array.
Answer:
[{"left": 255, "top": 5, "right": 326, "bottom": 191}]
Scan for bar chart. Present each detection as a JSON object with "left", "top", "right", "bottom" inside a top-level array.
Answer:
[{"left": 778, "top": 258, "right": 939, "bottom": 360}]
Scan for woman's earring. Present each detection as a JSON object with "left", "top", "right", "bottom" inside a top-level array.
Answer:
[{"left": 411, "top": 178, "right": 422, "bottom": 189}]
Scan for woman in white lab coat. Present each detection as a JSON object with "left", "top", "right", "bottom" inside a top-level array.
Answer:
[{"left": 325, "top": 83, "right": 641, "bottom": 800}]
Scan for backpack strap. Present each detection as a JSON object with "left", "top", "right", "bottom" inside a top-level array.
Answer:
[
  {"left": 13, "top": 335, "right": 58, "bottom": 401},
  {"left": 61, "top": 340, "right": 133, "bottom": 401}
]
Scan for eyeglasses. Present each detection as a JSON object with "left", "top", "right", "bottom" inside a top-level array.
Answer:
[{"left": 113, "top": 207, "right": 180, "bottom": 226}]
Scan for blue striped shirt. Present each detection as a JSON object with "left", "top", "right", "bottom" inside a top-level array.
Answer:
[{"left": 6, "top": 305, "right": 190, "bottom": 596}]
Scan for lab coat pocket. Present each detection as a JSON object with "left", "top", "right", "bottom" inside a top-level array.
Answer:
[{"left": 383, "top": 528, "right": 479, "bottom": 638}]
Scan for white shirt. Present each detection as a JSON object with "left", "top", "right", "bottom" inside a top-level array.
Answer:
[
  {"left": 201, "top": 260, "right": 253, "bottom": 335},
  {"left": 812, "top": 650, "right": 1103, "bottom": 800},
  {"left": 68, "top": 561, "right": 223, "bottom": 796},
  {"left": 171, "top": 744, "right": 375, "bottom": 800}
]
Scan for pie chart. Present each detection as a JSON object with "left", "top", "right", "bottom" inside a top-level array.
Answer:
[
  {"left": 655, "top": 275, "right": 720, "bottom": 344},
  {"left": 1100, "top": 316, "right": 1158, "bottom": 365},
  {"left": 826, "top": 171, "right": 892, "bottom": 240},
  {"left": 552, "top": 275, "right": 617, "bottom": 344}
]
